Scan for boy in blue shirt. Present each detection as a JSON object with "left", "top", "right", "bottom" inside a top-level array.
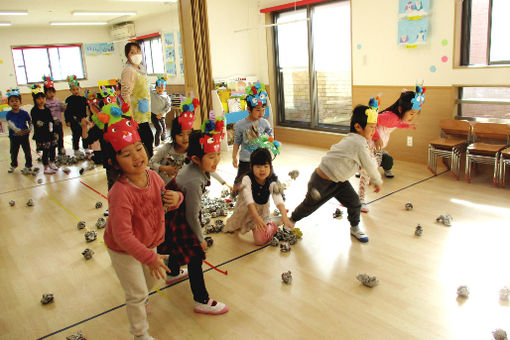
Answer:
[
  {"left": 6, "top": 89, "right": 33, "bottom": 173},
  {"left": 232, "top": 83, "right": 273, "bottom": 191}
]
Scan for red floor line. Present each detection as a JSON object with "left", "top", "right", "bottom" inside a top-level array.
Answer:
[{"left": 80, "top": 180, "right": 108, "bottom": 199}]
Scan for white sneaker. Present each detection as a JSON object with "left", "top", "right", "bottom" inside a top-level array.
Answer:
[
  {"left": 193, "top": 298, "right": 229, "bottom": 315},
  {"left": 8, "top": 167, "right": 15, "bottom": 173},
  {"left": 134, "top": 334, "right": 156, "bottom": 340},
  {"left": 350, "top": 226, "right": 369, "bottom": 243},
  {"left": 384, "top": 170, "right": 394, "bottom": 178},
  {"left": 44, "top": 166, "right": 56, "bottom": 174},
  {"left": 165, "top": 268, "right": 188, "bottom": 285},
  {"left": 49, "top": 163, "right": 59, "bottom": 170},
  {"left": 361, "top": 203, "right": 369, "bottom": 213}
]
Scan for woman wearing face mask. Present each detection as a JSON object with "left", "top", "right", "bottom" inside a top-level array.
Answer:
[{"left": 121, "top": 42, "right": 154, "bottom": 158}]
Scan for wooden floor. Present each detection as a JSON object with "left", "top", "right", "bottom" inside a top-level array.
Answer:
[{"left": 1, "top": 131, "right": 510, "bottom": 340}]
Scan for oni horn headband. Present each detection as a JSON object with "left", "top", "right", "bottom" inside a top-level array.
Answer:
[
  {"left": 30, "top": 84, "right": 44, "bottom": 95},
  {"left": 411, "top": 82, "right": 426, "bottom": 110},
  {"left": 6, "top": 88, "right": 20, "bottom": 97},
  {"left": 246, "top": 82, "right": 268, "bottom": 107},
  {"left": 87, "top": 87, "right": 131, "bottom": 132},
  {"left": 66, "top": 75, "right": 80, "bottom": 88},
  {"left": 156, "top": 75, "right": 167, "bottom": 87},
  {"left": 178, "top": 92, "right": 199, "bottom": 131},
  {"left": 42, "top": 75, "right": 54, "bottom": 89},
  {"left": 245, "top": 135, "right": 282, "bottom": 158},
  {"left": 199, "top": 110, "right": 225, "bottom": 154},
  {"left": 365, "top": 96, "right": 380, "bottom": 124}
]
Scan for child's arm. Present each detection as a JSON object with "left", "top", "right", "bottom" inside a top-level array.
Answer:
[
  {"left": 240, "top": 176, "right": 266, "bottom": 230},
  {"left": 270, "top": 183, "right": 293, "bottom": 228},
  {"left": 359, "top": 144, "right": 383, "bottom": 192},
  {"left": 121, "top": 67, "right": 137, "bottom": 107},
  {"left": 183, "top": 183, "right": 205, "bottom": 243},
  {"left": 64, "top": 98, "right": 72, "bottom": 126},
  {"left": 232, "top": 144, "right": 240, "bottom": 168},
  {"left": 211, "top": 172, "right": 232, "bottom": 191},
  {"left": 264, "top": 119, "right": 273, "bottom": 137},
  {"left": 162, "top": 95, "right": 171, "bottom": 117},
  {"left": 232, "top": 121, "right": 243, "bottom": 168}
]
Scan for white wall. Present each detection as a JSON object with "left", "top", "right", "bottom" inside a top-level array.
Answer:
[
  {"left": 0, "top": 26, "right": 123, "bottom": 93},
  {"left": 207, "top": 0, "right": 269, "bottom": 83}
]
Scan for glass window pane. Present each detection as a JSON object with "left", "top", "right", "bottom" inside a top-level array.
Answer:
[
  {"left": 151, "top": 37, "right": 164, "bottom": 74},
  {"left": 58, "top": 46, "right": 85, "bottom": 79},
  {"left": 12, "top": 49, "right": 27, "bottom": 85},
  {"left": 460, "top": 87, "right": 510, "bottom": 119},
  {"left": 489, "top": 0, "right": 510, "bottom": 63},
  {"left": 276, "top": 9, "right": 311, "bottom": 124},
  {"left": 23, "top": 48, "right": 51, "bottom": 83},
  {"left": 142, "top": 40, "right": 154, "bottom": 74},
  {"left": 314, "top": 1, "right": 351, "bottom": 126},
  {"left": 48, "top": 48, "right": 62, "bottom": 80},
  {"left": 468, "top": 0, "right": 490, "bottom": 65}
]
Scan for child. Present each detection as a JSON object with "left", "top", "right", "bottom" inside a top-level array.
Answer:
[
  {"left": 103, "top": 113, "right": 183, "bottom": 340},
  {"left": 81, "top": 117, "right": 102, "bottom": 165},
  {"left": 232, "top": 83, "right": 273, "bottom": 190},
  {"left": 157, "top": 118, "right": 228, "bottom": 315},
  {"left": 358, "top": 85, "right": 424, "bottom": 213},
  {"left": 150, "top": 76, "right": 171, "bottom": 147},
  {"left": 30, "top": 84, "right": 58, "bottom": 174},
  {"left": 64, "top": 75, "right": 88, "bottom": 156},
  {"left": 290, "top": 99, "right": 384, "bottom": 243},
  {"left": 224, "top": 146, "right": 293, "bottom": 245},
  {"left": 43, "top": 76, "right": 66, "bottom": 155},
  {"left": 6, "top": 88, "right": 32, "bottom": 173}
]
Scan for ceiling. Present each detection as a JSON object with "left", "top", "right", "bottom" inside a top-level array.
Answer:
[{"left": 0, "top": 0, "right": 178, "bottom": 27}]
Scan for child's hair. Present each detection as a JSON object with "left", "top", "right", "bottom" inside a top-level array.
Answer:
[
  {"left": 380, "top": 91, "right": 416, "bottom": 119},
  {"left": 104, "top": 140, "right": 147, "bottom": 179},
  {"left": 350, "top": 105, "right": 370, "bottom": 133},
  {"left": 124, "top": 42, "right": 141, "bottom": 58},
  {"left": 44, "top": 86, "right": 56, "bottom": 95},
  {"left": 7, "top": 94, "right": 21, "bottom": 102},
  {"left": 186, "top": 130, "right": 205, "bottom": 161},
  {"left": 170, "top": 116, "right": 183, "bottom": 141},
  {"left": 32, "top": 92, "right": 46, "bottom": 104},
  {"left": 246, "top": 101, "right": 267, "bottom": 110},
  {"left": 250, "top": 148, "right": 274, "bottom": 173}
]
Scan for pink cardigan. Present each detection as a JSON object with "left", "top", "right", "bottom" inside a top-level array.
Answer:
[
  {"left": 372, "top": 111, "right": 410, "bottom": 148},
  {"left": 104, "top": 170, "right": 183, "bottom": 265}
]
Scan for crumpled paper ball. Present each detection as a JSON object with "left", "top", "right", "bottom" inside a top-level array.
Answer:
[
  {"left": 357, "top": 273, "right": 379, "bottom": 288},
  {"left": 493, "top": 329, "right": 508, "bottom": 340},
  {"left": 288, "top": 170, "right": 299, "bottom": 180},
  {"left": 415, "top": 224, "right": 423, "bottom": 236},
  {"left": 77, "top": 221, "right": 86, "bottom": 230},
  {"left": 26, "top": 199, "right": 34, "bottom": 207},
  {"left": 499, "top": 286, "right": 510, "bottom": 301},
  {"left": 9, "top": 200, "right": 15, "bottom": 207},
  {"left": 436, "top": 214, "right": 453, "bottom": 226},
  {"left": 280, "top": 242, "right": 291, "bottom": 252},
  {"left": 310, "top": 188, "right": 321, "bottom": 201},
  {"left": 270, "top": 237, "right": 279, "bottom": 247},
  {"left": 205, "top": 236, "right": 214, "bottom": 247},
  {"left": 457, "top": 285, "right": 469, "bottom": 298},
  {"left": 333, "top": 208, "right": 343, "bottom": 219},
  {"left": 405, "top": 203, "right": 413, "bottom": 211},
  {"left": 95, "top": 217, "right": 106, "bottom": 229},
  {"left": 41, "top": 293, "right": 54, "bottom": 304},
  {"left": 85, "top": 230, "right": 97, "bottom": 242},
  {"left": 82, "top": 248, "right": 94, "bottom": 260},
  {"left": 281, "top": 270, "right": 292, "bottom": 284},
  {"left": 95, "top": 201, "right": 103, "bottom": 209},
  {"left": 66, "top": 330, "right": 87, "bottom": 340}
]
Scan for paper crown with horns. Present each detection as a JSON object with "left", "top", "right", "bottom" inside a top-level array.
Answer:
[
  {"left": 66, "top": 75, "right": 80, "bottom": 88},
  {"left": 365, "top": 96, "right": 380, "bottom": 124},
  {"left": 245, "top": 135, "right": 282, "bottom": 158},
  {"left": 178, "top": 93, "right": 199, "bottom": 131},
  {"left": 411, "top": 82, "right": 426, "bottom": 110},
  {"left": 103, "top": 118, "right": 141, "bottom": 152},
  {"left": 155, "top": 75, "right": 167, "bottom": 87},
  {"left": 42, "top": 76, "right": 54, "bottom": 89},
  {"left": 246, "top": 82, "right": 268, "bottom": 107},
  {"left": 30, "top": 84, "right": 44, "bottom": 96},
  {"left": 6, "top": 88, "right": 20, "bottom": 98},
  {"left": 199, "top": 110, "right": 225, "bottom": 154},
  {"left": 86, "top": 87, "right": 132, "bottom": 132}
]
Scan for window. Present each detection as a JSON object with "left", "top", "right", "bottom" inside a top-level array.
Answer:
[
  {"left": 11, "top": 45, "right": 85, "bottom": 85},
  {"left": 273, "top": 0, "right": 351, "bottom": 131},
  {"left": 461, "top": 0, "right": 510, "bottom": 65},
  {"left": 458, "top": 86, "right": 510, "bottom": 120},
  {"left": 139, "top": 36, "right": 164, "bottom": 74}
]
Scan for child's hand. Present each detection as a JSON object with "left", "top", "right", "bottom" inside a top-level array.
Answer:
[
  {"left": 254, "top": 217, "right": 266, "bottom": 231},
  {"left": 374, "top": 138, "right": 383, "bottom": 151},
  {"left": 282, "top": 216, "right": 294, "bottom": 229},
  {"left": 148, "top": 254, "right": 170, "bottom": 280},
  {"left": 232, "top": 156, "right": 238, "bottom": 168},
  {"left": 66, "top": 122, "right": 71, "bottom": 127},
  {"left": 162, "top": 190, "right": 180, "bottom": 208},
  {"left": 409, "top": 123, "right": 417, "bottom": 130},
  {"left": 374, "top": 184, "right": 381, "bottom": 193},
  {"left": 161, "top": 165, "right": 178, "bottom": 177},
  {"left": 224, "top": 183, "right": 233, "bottom": 192},
  {"left": 156, "top": 114, "right": 163, "bottom": 119},
  {"left": 200, "top": 241, "right": 208, "bottom": 252},
  {"left": 81, "top": 117, "right": 88, "bottom": 127}
]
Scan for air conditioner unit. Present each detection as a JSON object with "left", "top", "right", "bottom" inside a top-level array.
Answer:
[{"left": 111, "top": 22, "right": 135, "bottom": 40}]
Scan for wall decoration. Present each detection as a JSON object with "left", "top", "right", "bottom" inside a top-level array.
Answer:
[
  {"left": 441, "top": 56, "right": 448, "bottom": 63},
  {"left": 164, "top": 33, "right": 175, "bottom": 46},
  {"left": 163, "top": 32, "right": 177, "bottom": 77},
  {"left": 399, "top": 0, "right": 430, "bottom": 18},
  {"left": 441, "top": 39, "right": 448, "bottom": 46},
  {"left": 429, "top": 65, "right": 437, "bottom": 72},
  {"left": 84, "top": 43, "right": 114, "bottom": 56},
  {"left": 166, "top": 62, "right": 176, "bottom": 75},
  {"left": 398, "top": 18, "right": 429, "bottom": 47},
  {"left": 357, "top": 44, "right": 362, "bottom": 50}
]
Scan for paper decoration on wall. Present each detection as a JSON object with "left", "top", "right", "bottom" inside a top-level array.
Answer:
[
  {"left": 398, "top": 0, "right": 430, "bottom": 19},
  {"left": 357, "top": 44, "right": 362, "bottom": 50},
  {"left": 163, "top": 33, "right": 177, "bottom": 77},
  {"left": 441, "top": 39, "right": 448, "bottom": 46},
  {"left": 441, "top": 56, "right": 448, "bottom": 63},
  {"left": 166, "top": 62, "right": 176, "bottom": 75},
  {"left": 164, "top": 33, "right": 175, "bottom": 46},
  {"left": 180, "top": 61, "right": 184, "bottom": 76},
  {"left": 429, "top": 65, "right": 436, "bottom": 72},
  {"left": 84, "top": 43, "right": 114, "bottom": 56},
  {"left": 398, "top": 18, "right": 429, "bottom": 47}
]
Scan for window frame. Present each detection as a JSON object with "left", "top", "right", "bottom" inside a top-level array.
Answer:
[
  {"left": 459, "top": 0, "right": 510, "bottom": 67},
  {"left": 456, "top": 85, "right": 510, "bottom": 123},
  {"left": 11, "top": 43, "right": 87, "bottom": 85},
  {"left": 272, "top": 0, "right": 352, "bottom": 133},
  {"left": 137, "top": 35, "right": 164, "bottom": 75}
]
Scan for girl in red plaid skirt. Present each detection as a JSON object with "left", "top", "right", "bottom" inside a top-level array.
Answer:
[{"left": 158, "top": 130, "right": 229, "bottom": 315}]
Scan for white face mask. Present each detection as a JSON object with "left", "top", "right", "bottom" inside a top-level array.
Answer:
[{"left": 130, "top": 54, "right": 143, "bottom": 65}]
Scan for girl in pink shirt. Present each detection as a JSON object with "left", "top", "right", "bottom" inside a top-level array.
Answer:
[
  {"left": 359, "top": 86, "right": 425, "bottom": 213},
  {"left": 102, "top": 116, "right": 183, "bottom": 340}
]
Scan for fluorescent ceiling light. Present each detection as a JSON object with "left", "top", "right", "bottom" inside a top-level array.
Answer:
[
  {"left": 72, "top": 11, "right": 137, "bottom": 16},
  {"left": 0, "top": 21, "right": 12, "bottom": 26},
  {"left": 50, "top": 22, "right": 108, "bottom": 26},
  {"left": 0, "top": 10, "right": 28, "bottom": 15},
  {"left": 113, "top": 0, "right": 177, "bottom": 2}
]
